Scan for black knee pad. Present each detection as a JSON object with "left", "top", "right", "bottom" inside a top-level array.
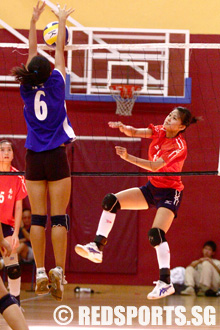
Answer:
[
  {"left": 51, "top": 214, "right": 70, "bottom": 231},
  {"left": 31, "top": 214, "right": 48, "bottom": 228},
  {"left": 7, "top": 264, "right": 21, "bottom": 280},
  {"left": 0, "top": 294, "right": 18, "bottom": 314},
  {"left": 148, "top": 228, "right": 167, "bottom": 247},
  {"left": 102, "top": 193, "right": 121, "bottom": 213}
]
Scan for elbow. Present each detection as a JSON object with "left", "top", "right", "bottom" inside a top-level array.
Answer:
[
  {"left": 149, "top": 167, "right": 158, "bottom": 172},
  {"left": 151, "top": 164, "right": 164, "bottom": 172},
  {"left": 152, "top": 159, "right": 166, "bottom": 172}
]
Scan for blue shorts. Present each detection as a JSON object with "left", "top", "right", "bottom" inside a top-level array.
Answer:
[
  {"left": 1, "top": 223, "right": 14, "bottom": 237},
  {"left": 139, "top": 181, "right": 183, "bottom": 218}
]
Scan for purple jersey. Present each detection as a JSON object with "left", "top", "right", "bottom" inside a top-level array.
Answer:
[{"left": 20, "top": 69, "right": 76, "bottom": 152}]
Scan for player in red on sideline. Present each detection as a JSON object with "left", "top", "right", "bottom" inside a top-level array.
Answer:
[
  {"left": 0, "top": 140, "right": 27, "bottom": 306},
  {"left": 0, "top": 223, "right": 29, "bottom": 330},
  {"left": 75, "top": 107, "right": 200, "bottom": 300}
]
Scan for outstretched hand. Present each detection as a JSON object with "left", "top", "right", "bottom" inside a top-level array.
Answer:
[
  {"left": 108, "top": 121, "right": 126, "bottom": 133},
  {"left": 115, "top": 146, "right": 128, "bottom": 160},
  {"left": 32, "top": 1, "right": 46, "bottom": 23},
  {"left": 52, "top": 4, "right": 75, "bottom": 20}
]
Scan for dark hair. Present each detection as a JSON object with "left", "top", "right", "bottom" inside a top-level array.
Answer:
[
  {"left": 203, "top": 240, "right": 216, "bottom": 252},
  {"left": 0, "top": 139, "right": 13, "bottom": 150},
  {"left": 176, "top": 106, "right": 201, "bottom": 132},
  {"left": 11, "top": 55, "right": 51, "bottom": 86}
]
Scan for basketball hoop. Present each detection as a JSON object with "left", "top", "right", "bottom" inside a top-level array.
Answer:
[{"left": 110, "top": 85, "right": 141, "bottom": 116}]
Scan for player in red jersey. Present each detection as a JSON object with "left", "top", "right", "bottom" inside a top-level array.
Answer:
[
  {"left": 0, "top": 140, "right": 27, "bottom": 305},
  {"left": 75, "top": 107, "right": 200, "bottom": 299},
  {"left": 0, "top": 224, "right": 29, "bottom": 329},
  {"left": 0, "top": 223, "right": 29, "bottom": 330}
]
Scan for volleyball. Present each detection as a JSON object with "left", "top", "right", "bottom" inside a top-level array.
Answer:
[{"left": 43, "top": 21, "right": 70, "bottom": 47}]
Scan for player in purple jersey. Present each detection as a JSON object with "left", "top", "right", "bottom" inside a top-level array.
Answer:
[{"left": 12, "top": 1, "right": 75, "bottom": 301}]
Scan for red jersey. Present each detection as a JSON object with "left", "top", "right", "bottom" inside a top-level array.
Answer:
[
  {"left": 148, "top": 124, "right": 187, "bottom": 191},
  {"left": 0, "top": 166, "right": 27, "bottom": 227}
]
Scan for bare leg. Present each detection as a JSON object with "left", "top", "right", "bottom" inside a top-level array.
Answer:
[
  {"left": 152, "top": 207, "right": 174, "bottom": 232},
  {"left": 2, "top": 304, "right": 29, "bottom": 330},
  {"left": 116, "top": 187, "right": 149, "bottom": 210},
  {"left": 0, "top": 277, "right": 29, "bottom": 330},
  {"left": 26, "top": 180, "right": 47, "bottom": 268},
  {"left": 51, "top": 227, "right": 67, "bottom": 270},
  {"left": 48, "top": 177, "right": 71, "bottom": 271},
  {"left": 75, "top": 187, "right": 149, "bottom": 262},
  {"left": 96, "top": 187, "right": 149, "bottom": 238},
  {"left": 3, "top": 237, "right": 20, "bottom": 299},
  {"left": 30, "top": 226, "right": 46, "bottom": 268}
]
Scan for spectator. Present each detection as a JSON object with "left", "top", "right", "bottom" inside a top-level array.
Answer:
[
  {"left": 181, "top": 241, "right": 220, "bottom": 296},
  {"left": 17, "top": 209, "right": 34, "bottom": 263}
]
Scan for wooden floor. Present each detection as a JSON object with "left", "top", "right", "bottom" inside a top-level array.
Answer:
[{"left": 1, "top": 284, "right": 220, "bottom": 329}]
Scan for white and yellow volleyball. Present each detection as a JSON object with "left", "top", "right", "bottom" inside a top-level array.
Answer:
[{"left": 43, "top": 21, "right": 70, "bottom": 48}]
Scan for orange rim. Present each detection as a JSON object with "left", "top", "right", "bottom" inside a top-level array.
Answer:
[{"left": 110, "top": 85, "right": 140, "bottom": 98}]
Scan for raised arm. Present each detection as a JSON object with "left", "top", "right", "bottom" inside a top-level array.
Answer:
[
  {"left": 52, "top": 4, "right": 75, "bottom": 78},
  {"left": 115, "top": 146, "right": 166, "bottom": 172},
  {"left": 108, "top": 121, "right": 152, "bottom": 139},
  {"left": 26, "top": 1, "right": 46, "bottom": 67}
]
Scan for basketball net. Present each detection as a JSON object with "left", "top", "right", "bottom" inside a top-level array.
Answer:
[{"left": 110, "top": 85, "right": 140, "bottom": 116}]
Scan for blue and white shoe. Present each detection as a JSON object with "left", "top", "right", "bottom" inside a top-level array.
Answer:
[
  {"left": 75, "top": 242, "right": 103, "bottom": 263},
  {"left": 147, "top": 280, "right": 175, "bottom": 300}
]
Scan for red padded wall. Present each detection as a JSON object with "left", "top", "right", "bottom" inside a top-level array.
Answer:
[{"left": 1, "top": 32, "right": 220, "bottom": 285}]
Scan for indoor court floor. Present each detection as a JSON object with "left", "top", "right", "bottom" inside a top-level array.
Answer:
[{"left": 0, "top": 284, "right": 219, "bottom": 329}]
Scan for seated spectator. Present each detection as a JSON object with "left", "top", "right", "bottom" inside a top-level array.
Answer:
[
  {"left": 17, "top": 209, "right": 34, "bottom": 263},
  {"left": 181, "top": 241, "right": 220, "bottom": 296}
]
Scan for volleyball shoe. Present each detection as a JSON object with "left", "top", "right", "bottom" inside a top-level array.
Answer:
[
  {"left": 35, "top": 268, "right": 50, "bottom": 295},
  {"left": 147, "top": 280, "right": 175, "bottom": 299},
  {"left": 75, "top": 242, "right": 103, "bottom": 263},
  {"left": 49, "top": 266, "right": 64, "bottom": 301}
]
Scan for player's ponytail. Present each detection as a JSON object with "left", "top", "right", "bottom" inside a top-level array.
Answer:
[
  {"left": 176, "top": 106, "right": 202, "bottom": 132},
  {"left": 11, "top": 64, "right": 38, "bottom": 85},
  {"left": 11, "top": 55, "right": 51, "bottom": 86}
]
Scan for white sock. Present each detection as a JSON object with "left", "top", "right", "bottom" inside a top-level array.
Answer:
[
  {"left": 96, "top": 210, "right": 116, "bottom": 238},
  {"left": 155, "top": 241, "right": 170, "bottom": 269},
  {"left": 37, "top": 267, "right": 46, "bottom": 274},
  {"left": 8, "top": 277, "right": 21, "bottom": 297}
]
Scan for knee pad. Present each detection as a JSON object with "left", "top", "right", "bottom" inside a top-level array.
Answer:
[
  {"left": 102, "top": 193, "right": 121, "bottom": 213},
  {"left": 0, "top": 294, "right": 18, "bottom": 314},
  {"left": 7, "top": 264, "right": 21, "bottom": 280},
  {"left": 51, "top": 214, "right": 70, "bottom": 231},
  {"left": 31, "top": 214, "right": 48, "bottom": 228},
  {"left": 148, "top": 228, "right": 167, "bottom": 247}
]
